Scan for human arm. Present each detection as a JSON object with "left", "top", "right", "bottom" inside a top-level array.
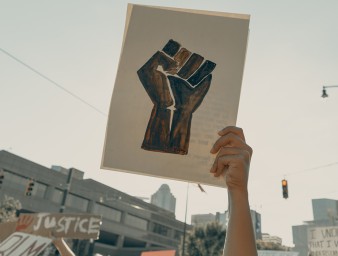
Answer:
[
  {"left": 53, "top": 238, "right": 75, "bottom": 256},
  {"left": 210, "top": 126, "right": 257, "bottom": 256}
]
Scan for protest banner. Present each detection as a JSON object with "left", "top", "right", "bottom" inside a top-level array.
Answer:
[
  {"left": 102, "top": 4, "right": 250, "bottom": 187},
  {"left": 308, "top": 226, "right": 338, "bottom": 256},
  {"left": 16, "top": 213, "right": 102, "bottom": 239},
  {"left": 0, "top": 232, "right": 51, "bottom": 256}
]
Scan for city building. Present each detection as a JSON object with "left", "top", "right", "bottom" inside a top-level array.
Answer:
[
  {"left": 191, "top": 213, "right": 222, "bottom": 227},
  {"left": 292, "top": 198, "right": 338, "bottom": 256},
  {"left": 191, "top": 209, "right": 262, "bottom": 239},
  {"left": 150, "top": 184, "right": 176, "bottom": 214},
  {"left": 0, "top": 150, "right": 189, "bottom": 256},
  {"left": 261, "top": 233, "right": 282, "bottom": 245},
  {"left": 312, "top": 198, "right": 338, "bottom": 222}
]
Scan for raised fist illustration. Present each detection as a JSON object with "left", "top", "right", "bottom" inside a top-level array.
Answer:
[{"left": 137, "top": 39, "right": 216, "bottom": 155}]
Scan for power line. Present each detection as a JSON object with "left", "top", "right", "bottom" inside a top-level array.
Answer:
[
  {"left": 0, "top": 47, "right": 107, "bottom": 117},
  {"left": 285, "top": 162, "right": 338, "bottom": 177}
]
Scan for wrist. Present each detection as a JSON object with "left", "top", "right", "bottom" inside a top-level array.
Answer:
[
  {"left": 228, "top": 189, "right": 249, "bottom": 206},
  {"left": 142, "top": 106, "right": 171, "bottom": 152},
  {"left": 169, "top": 109, "right": 193, "bottom": 154}
]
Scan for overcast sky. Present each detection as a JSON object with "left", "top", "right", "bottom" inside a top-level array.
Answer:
[{"left": 1, "top": 0, "right": 338, "bottom": 246}]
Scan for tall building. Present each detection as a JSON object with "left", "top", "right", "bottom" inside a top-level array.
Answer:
[
  {"left": 151, "top": 184, "right": 176, "bottom": 214},
  {"left": 312, "top": 198, "right": 338, "bottom": 222},
  {"left": 0, "top": 150, "right": 189, "bottom": 256},
  {"left": 292, "top": 198, "right": 338, "bottom": 256}
]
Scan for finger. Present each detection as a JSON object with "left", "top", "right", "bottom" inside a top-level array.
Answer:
[
  {"left": 177, "top": 53, "right": 204, "bottom": 79},
  {"left": 162, "top": 39, "right": 181, "bottom": 57},
  {"left": 210, "top": 147, "right": 246, "bottom": 174},
  {"left": 218, "top": 126, "right": 246, "bottom": 141},
  {"left": 174, "top": 48, "right": 192, "bottom": 69},
  {"left": 217, "top": 146, "right": 251, "bottom": 161},
  {"left": 210, "top": 132, "right": 252, "bottom": 155},
  {"left": 168, "top": 74, "right": 212, "bottom": 110},
  {"left": 213, "top": 154, "right": 244, "bottom": 177},
  {"left": 187, "top": 60, "right": 216, "bottom": 87}
]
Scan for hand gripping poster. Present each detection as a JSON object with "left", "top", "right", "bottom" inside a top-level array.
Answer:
[{"left": 102, "top": 4, "right": 250, "bottom": 187}]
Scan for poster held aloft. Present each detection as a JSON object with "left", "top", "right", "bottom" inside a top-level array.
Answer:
[
  {"left": 0, "top": 232, "right": 51, "bottom": 256},
  {"left": 16, "top": 213, "right": 102, "bottom": 239},
  {"left": 102, "top": 4, "right": 250, "bottom": 187},
  {"left": 141, "top": 250, "right": 176, "bottom": 256},
  {"left": 308, "top": 226, "right": 338, "bottom": 256},
  {"left": 0, "top": 222, "right": 16, "bottom": 243}
]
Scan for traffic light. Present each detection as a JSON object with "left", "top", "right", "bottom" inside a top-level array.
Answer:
[
  {"left": 282, "top": 179, "right": 288, "bottom": 199},
  {"left": 25, "top": 179, "right": 35, "bottom": 196},
  {"left": 0, "top": 168, "right": 4, "bottom": 188}
]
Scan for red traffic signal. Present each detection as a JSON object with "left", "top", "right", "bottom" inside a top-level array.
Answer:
[
  {"left": 25, "top": 179, "right": 35, "bottom": 196},
  {"left": 282, "top": 179, "right": 288, "bottom": 199}
]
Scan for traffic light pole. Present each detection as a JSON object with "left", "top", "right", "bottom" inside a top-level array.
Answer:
[
  {"left": 181, "top": 182, "right": 189, "bottom": 256},
  {"left": 59, "top": 168, "right": 74, "bottom": 213}
]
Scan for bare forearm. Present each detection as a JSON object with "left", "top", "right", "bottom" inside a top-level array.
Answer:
[
  {"left": 223, "top": 191, "right": 257, "bottom": 256},
  {"left": 210, "top": 126, "right": 256, "bottom": 256}
]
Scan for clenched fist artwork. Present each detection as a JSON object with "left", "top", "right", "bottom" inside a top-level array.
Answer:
[{"left": 137, "top": 39, "right": 216, "bottom": 155}]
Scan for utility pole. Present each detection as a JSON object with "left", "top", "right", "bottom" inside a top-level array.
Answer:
[
  {"left": 59, "top": 168, "right": 74, "bottom": 213},
  {"left": 181, "top": 183, "right": 190, "bottom": 256}
]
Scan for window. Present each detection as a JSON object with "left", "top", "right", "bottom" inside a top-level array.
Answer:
[
  {"left": 125, "top": 214, "right": 148, "bottom": 230},
  {"left": 66, "top": 194, "right": 89, "bottom": 211},
  {"left": 51, "top": 188, "right": 64, "bottom": 203},
  {"left": 152, "top": 223, "right": 170, "bottom": 236},
  {"left": 123, "top": 237, "right": 146, "bottom": 248},
  {"left": 32, "top": 182, "right": 47, "bottom": 198},
  {"left": 93, "top": 204, "right": 122, "bottom": 222},
  {"left": 174, "top": 230, "right": 183, "bottom": 240}
]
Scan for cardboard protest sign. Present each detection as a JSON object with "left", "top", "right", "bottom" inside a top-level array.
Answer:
[
  {"left": 308, "top": 226, "right": 338, "bottom": 256},
  {"left": 141, "top": 250, "right": 176, "bottom": 256},
  {"left": 0, "top": 222, "right": 16, "bottom": 242},
  {"left": 0, "top": 232, "right": 51, "bottom": 256},
  {"left": 16, "top": 213, "right": 102, "bottom": 239},
  {"left": 102, "top": 4, "right": 250, "bottom": 187}
]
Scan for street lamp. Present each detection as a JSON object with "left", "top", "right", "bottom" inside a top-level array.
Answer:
[{"left": 322, "top": 85, "right": 338, "bottom": 98}]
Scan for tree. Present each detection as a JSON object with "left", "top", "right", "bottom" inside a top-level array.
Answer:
[
  {"left": 181, "top": 222, "right": 226, "bottom": 256},
  {"left": 0, "top": 195, "right": 21, "bottom": 223},
  {"left": 256, "top": 240, "right": 291, "bottom": 251}
]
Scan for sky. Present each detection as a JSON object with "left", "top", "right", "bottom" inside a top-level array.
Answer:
[{"left": 1, "top": 0, "right": 338, "bottom": 246}]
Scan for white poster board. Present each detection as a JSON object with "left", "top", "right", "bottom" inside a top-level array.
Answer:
[
  {"left": 102, "top": 4, "right": 250, "bottom": 187},
  {"left": 0, "top": 232, "right": 51, "bottom": 256},
  {"left": 308, "top": 226, "right": 338, "bottom": 255}
]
